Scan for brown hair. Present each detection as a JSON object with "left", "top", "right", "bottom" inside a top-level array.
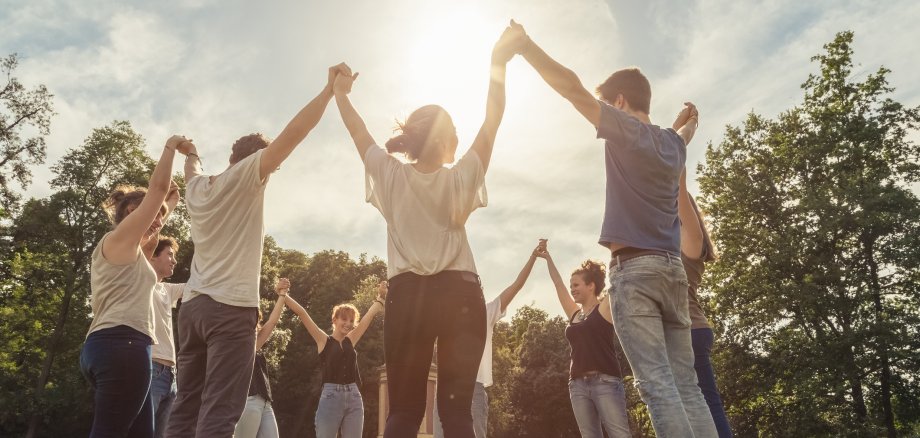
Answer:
[
  {"left": 572, "top": 260, "right": 606, "bottom": 296},
  {"left": 230, "top": 133, "right": 271, "bottom": 164},
  {"left": 102, "top": 185, "right": 146, "bottom": 225},
  {"left": 154, "top": 236, "right": 178, "bottom": 257},
  {"left": 385, "top": 105, "right": 452, "bottom": 161},
  {"left": 331, "top": 303, "right": 360, "bottom": 326},
  {"left": 596, "top": 68, "right": 651, "bottom": 114},
  {"left": 689, "top": 196, "right": 719, "bottom": 262}
]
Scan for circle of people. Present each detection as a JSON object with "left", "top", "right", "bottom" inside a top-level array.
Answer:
[{"left": 80, "top": 21, "right": 733, "bottom": 438}]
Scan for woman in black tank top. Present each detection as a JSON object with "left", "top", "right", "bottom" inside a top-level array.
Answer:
[
  {"left": 284, "top": 280, "right": 387, "bottom": 438},
  {"left": 535, "top": 240, "right": 631, "bottom": 438}
]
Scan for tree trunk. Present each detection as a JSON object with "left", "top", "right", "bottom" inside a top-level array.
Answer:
[{"left": 863, "top": 233, "right": 896, "bottom": 438}]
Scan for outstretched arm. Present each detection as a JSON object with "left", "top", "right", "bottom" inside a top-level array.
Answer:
[
  {"left": 333, "top": 65, "right": 377, "bottom": 161},
  {"left": 468, "top": 25, "right": 521, "bottom": 172},
  {"left": 259, "top": 64, "right": 350, "bottom": 180},
  {"left": 497, "top": 243, "right": 540, "bottom": 312},
  {"left": 284, "top": 290, "right": 329, "bottom": 353},
  {"left": 346, "top": 281, "right": 387, "bottom": 346},
  {"left": 678, "top": 168, "right": 705, "bottom": 259},
  {"left": 512, "top": 21, "right": 601, "bottom": 127},
  {"left": 256, "top": 295, "right": 286, "bottom": 350},
  {"left": 535, "top": 240, "right": 580, "bottom": 320},
  {"left": 672, "top": 102, "right": 699, "bottom": 146}
]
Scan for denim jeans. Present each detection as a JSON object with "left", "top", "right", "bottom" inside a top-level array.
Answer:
[
  {"left": 383, "top": 271, "right": 486, "bottom": 438},
  {"left": 314, "top": 383, "right": 364, "bottom": 438},
  {"left": 80, "top": 325, "right": 154, "bottom": 438},
  {"left": 610, "top": 255, "right": 717, "bottom": 438},
  {"left": 568, "top": 373, "right": 630, "bottom": 438},
  {"left": 150, "top": 362, "right": 176, "bottom": 438},
  {"left": 233, "top": 395, "right": 279, "bottom": 438},
  {"left": 692, "top": 328, "right": 733, "bottom": 438},
  {"left": 433, "top": 382, "right": 488, "bottom": 438}
]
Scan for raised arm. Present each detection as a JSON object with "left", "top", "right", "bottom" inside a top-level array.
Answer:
[
  {"left": 283, "top": 288, "right": 329, "bottom": 353},
  {"left": 535, "top": 240, "right": 580, "bottom": 319},
  {"left": 672, "top": 102, "right": 699, "bottom": 146},
  {"left": 497, "top": 242, "right": 540, "bottom": 312},
  {"left": 163, "top": 179, "right": 180, "bottom": 221},
  {"left": 346, "top": 281, "right": 387, "bottom": 346},
  {"left": 333, "top": 65, "right": 377, "bottom": 161},
  {"left": 512, "top": 21, "right": 601, "bottom": 128},
  {"left": 678, "top": 169, "right": 705, "bottom": 260},
  {"left": 256, "top": 278, "right": 290, "bottom": 349},
  {"left": 259, "top": 64, "right": 349, "bottom": 180},
  {"left": 180, "top": 140, "right": 202, "bottom": 182},
  {"left": 468, "top": 25, "right": 520, "bottom": 172},
  {"left": 104, "top": 135, "right": 184, "bottom": 265}
]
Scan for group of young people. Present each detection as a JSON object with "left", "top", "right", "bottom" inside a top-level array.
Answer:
[{"left": 80, "top": 19, "right": 731, "bottom": 438}]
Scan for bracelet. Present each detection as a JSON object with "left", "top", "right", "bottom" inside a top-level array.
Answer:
[
  {"left": 375, "top": 299, "right": 385, "bottom": 306},
  {"left": 186, "top": 153, "right": 199, "bottom": 159}
]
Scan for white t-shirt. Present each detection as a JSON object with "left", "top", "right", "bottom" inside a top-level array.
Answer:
[
  {"left": 151, "top": 282, "right": 184, "bottom": 365},
  {"left": 477, "top": 296, "right": 506, "bottom": 387},
  {"left": 364, "top": 145, "right": 487, "bottom": 279},
  {"left": 184, "top": 150, "right": 268, "bottom": 307}
]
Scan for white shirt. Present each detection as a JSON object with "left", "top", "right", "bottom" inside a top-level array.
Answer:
[
  {"left": 151, "top": 282, "right": 184, "bottom": 365},
  {"left": 364, "top": 145, "right": 487, "bottom": 279},
  {"left": 184, "top": 150, "right": 268, "bottom": 307},
  {"left": 477, "top": 296, "right": 506, "bottom": 387}
]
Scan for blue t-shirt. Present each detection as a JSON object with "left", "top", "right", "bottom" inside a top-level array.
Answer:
[{"left": 596, "top": 100, "right": 685, "bottom": 255}]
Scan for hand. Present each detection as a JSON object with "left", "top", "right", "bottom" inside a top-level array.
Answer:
[
  {"left": 165, "top": 135, "right": 188, "bottom": 151},
  {"left": 176, "top": 138, "right": 196, "bottom": 156},
  {"left": 672, "top": 102, "right": 699, "bottom": 131},
  {"left": 509, "top": 19, "right": 531, "bottom": 54},
  {"left": 492, "top": 21, "right": 528, "bottom": 64},
  {"left": 275, "top": 277, "right": 291, "bottom": 296},
  {"left": 533, "top": 238, "right": 550, "bottom": 259},
  {"left": 166, "top": 180, "right": 180, "bottom": 202},
  {"left": 376, "top": 280, "right": 388, "bottom": 301},
  {"left": 329, "top": 63, "right": 355, "bottom": 92}
]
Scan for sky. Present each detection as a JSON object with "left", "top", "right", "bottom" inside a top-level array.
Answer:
[{"left": 3, "top": 0, "right": 920, "bottom": 320}]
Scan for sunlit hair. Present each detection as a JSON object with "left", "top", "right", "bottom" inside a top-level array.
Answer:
[
  {"left": 331, "top": 303, "right": 360, "bottom": 328},
  {"left": 385, "top": 105, "right": 453, "bottom": 161},
  {"left": 596, "top": 68, "right": 651, "bottom": 114},
  {"left": 689, "top": 196, "right": 719, "bottom": 262},
  {"left": 102, "top": 185, "right": 166, "bottom": 226},
  {"left": 154, "top": 236, "right": 178, "bottom": 257},
  {"left": 572, "top": 260, "right": 606, "bottom": 297},
  {"left": 230, "top": 133, "right": 271, "bottom": 164}
]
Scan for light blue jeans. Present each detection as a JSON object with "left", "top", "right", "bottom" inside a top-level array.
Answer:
[
  {"left": 610, "top": 254, "right": 717, "bottom": 438},
  {"left": 315, "top": 383, "right": 364, "bottom": 438},
  {"left": 234, "top": 395, "right": 279, "bottom": 438},
  {"left": 433, "top": 382, "right": 488, "bottom": 438},
  {"left": 568, "top": 373, "right": 630, "bottom": 438},
  {"left": 150, "top": 362, "right": 176, "bottom": 438}
]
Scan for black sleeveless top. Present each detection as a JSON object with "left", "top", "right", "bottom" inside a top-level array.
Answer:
[
  {"left": 564, "top": 305, "right": 623, "bottom": 379},
  {"left": 248, "top": 352, "right": 272, "bottom": 402},
  {"left": 319, "top": 336, "right": 361, "bottom": 386}
]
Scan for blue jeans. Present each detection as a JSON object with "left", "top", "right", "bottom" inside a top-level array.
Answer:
[
  {"left": 315, "top": 383, "right": 364, "bottom": 438},
  {"left": 80, "top": 325, "right": 154, "bottom": 438},
  {"left": 150, "top": 362, "right": 176, "bottom": 438},
  {"left": 433, "top": 382, "right": 488, "bottom": 438},
  {"left": 610, "top": 255, "right": 717, "bottom": 438},
  {"left": 692, "top": 328, "right": 733, "bottom": 438},
  {"left": 568, "top": 373, "right": 630, "bottom": 438},
  {"left": 234, "top": 395, "right": 279, "bottom": 438}
]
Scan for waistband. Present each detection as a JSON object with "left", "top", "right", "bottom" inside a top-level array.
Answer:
[
  {"left": 153, "top": 358, "right": 175, "bottom": 369},
  {"left": 611, "top": 247, "right": 678, "bottom": 267},
  {"left": 570, "top": 371, "right": 621, "bottom": 381},
  {"left": 389, "top": 270, "right": 481, "bottom": 288},
  {"left": 322, "top": 383, "right": 360, "bottom": 392}
]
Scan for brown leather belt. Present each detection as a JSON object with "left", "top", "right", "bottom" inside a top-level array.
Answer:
[{"left": 611, "top": 247, "right": 673, "bottom": 266}]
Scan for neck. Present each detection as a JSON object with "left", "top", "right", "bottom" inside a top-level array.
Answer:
[
  {"left": 331, "top": 331, "right": 346, "bottom": 341},
  {"left": 626, "top": 108, "right": 651, "bottom": 124},
  {"left": 581, "top": 296, "right": 600, "bottom": 310},
  {"left": 411, "top": 158, "right": 443, "bottom": 174}
]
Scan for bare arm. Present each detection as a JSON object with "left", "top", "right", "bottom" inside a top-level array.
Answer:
[
  {"left": 498, "top": 244, "right": 540, "bottom": 312},
  {"left": 469, "top": 26, "right": 519, "bottom": 172},
  {"left": 103, "top": 136, "right": 183, "bottom": 265},
  {"left": 256, "top": 295, "right": 286, "bottom": 350},
  {"left": 259, "top": 66, "right": 349, "bottom": 180},
  {"left": 163, "top": 180, "right": 180, "bottom": 222},
  {"left": 346, "top": 281, "right": 388, "bottom": 346},
  {"left": 672, "top": 102, "right": 699, "bottom": 146},
  {"left": 284, "top": 294, "right": 328, "bottom": 353},
  {"left": 333, "top": 68, "right": 377, "bottom": 161},
  {"left": 513, "top": 21, "right": 600, "bottom": 127},
  {"left": 182, "top": 140, "right": 202, "bottom": 182},
  {"left": 679, "top": 169, "right": 705, "bottom": 260},
  {"left": 536, "top": 244, "right": 580, "bottom": 319}
]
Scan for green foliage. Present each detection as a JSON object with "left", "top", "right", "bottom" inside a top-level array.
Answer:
[{"left": 699, "top": 31, "right": 920, "bottom": 436}]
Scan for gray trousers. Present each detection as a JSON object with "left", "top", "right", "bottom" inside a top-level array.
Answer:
[{"left": 165, "top": 294, "right": 258, "bottom": 438}]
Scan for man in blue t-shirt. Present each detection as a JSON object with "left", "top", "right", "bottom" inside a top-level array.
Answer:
[{"left": 509, "top": 20, "right": 718, "bottom": 437}]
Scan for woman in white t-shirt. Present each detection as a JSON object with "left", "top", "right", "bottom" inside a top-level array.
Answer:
[
  {"left": 330, "top": 24, "right": 525, "bottom": 438},
  {"left": 80, "top": 135, "right": 190, "bottom": 438}
]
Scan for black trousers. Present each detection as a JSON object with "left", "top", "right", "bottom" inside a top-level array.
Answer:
[{"left": 383, "top": 271, "right": 487, "bottom": 438}]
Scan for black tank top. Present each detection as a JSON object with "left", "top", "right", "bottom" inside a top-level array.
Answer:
[
  {"left": 564, "top": 305, "right": 623, "bottom": 379},
  {"left": 248, "top": 352, "right": 272, "bottom": 401},
  {"left": 319, "top": 336, "right": 361, "bottom": 386}
]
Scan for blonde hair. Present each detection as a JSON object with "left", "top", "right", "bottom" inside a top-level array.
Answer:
[{"left": 331, "top": 303, "right": 360, "bottom": 329}]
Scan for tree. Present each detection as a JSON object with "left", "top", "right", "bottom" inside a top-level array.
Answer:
[
  {"left": 699, "top": 31, "right": 920, "bottom": 436},
  {"left": 0, "top": 53, "right": 54, "bottom": 214}
]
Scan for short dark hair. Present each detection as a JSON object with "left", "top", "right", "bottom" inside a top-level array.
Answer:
[
  {"left": 230, "top": 133, "right": 271, "bottom": 164},
  {"left": 596, "top": 68, "right": 651, "bottom": 114},
  {"left": 154, "top": 236, "right": 178, "bottom": 257}
]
